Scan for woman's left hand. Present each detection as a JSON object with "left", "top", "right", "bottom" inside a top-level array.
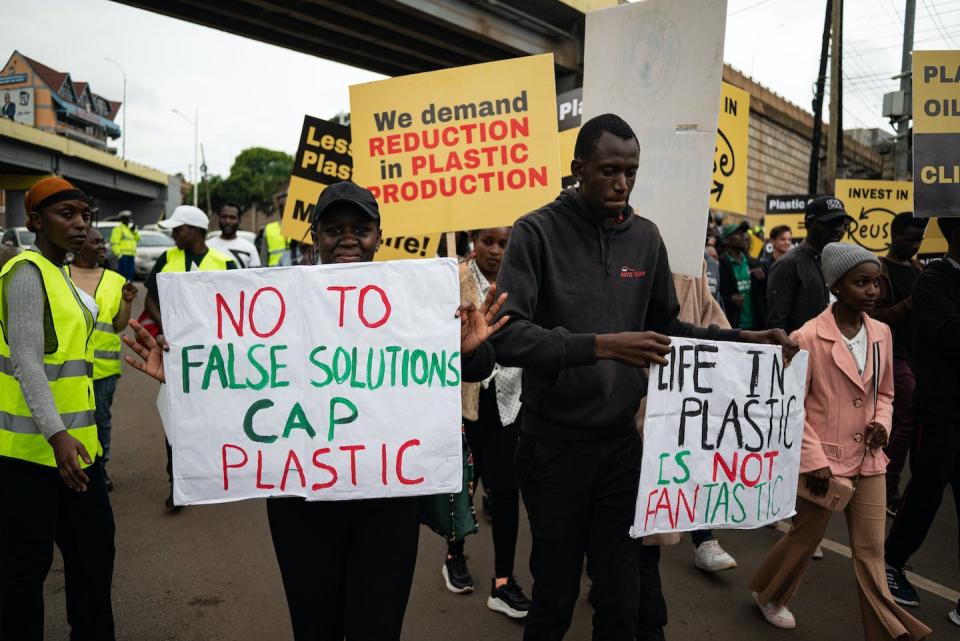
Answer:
[
  {"left": 865, "top": 422, "right": 888, "bottom": 450},
  {"left": 457, "top": 284, "right": 509, "bottom": 357}
]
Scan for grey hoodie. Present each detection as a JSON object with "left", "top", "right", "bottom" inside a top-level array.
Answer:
[{"left": 491, "top": 189, "right": 740, "bottom": 440}]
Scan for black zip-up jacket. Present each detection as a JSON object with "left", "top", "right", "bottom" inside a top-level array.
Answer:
[
  {"left": 912, "top": 258, "right": 960, "bottom": 425},
  {"left": 766, "top": 241, "right": 829, "bottom": 334},
  {"left": 490, "top": 189, "right": 740, "bottom": 440}
]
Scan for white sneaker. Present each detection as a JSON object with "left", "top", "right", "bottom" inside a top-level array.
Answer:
[
  {"left": 752, "top": 591, "right": 797, "bottom": 629},
  {"left": 812, "top": 545, "right": 824, "bottom": 560},
  {"left": 949, "top": 605, "right": 960, "bottom": 626},
  {"left": 694, "top": 539, "right": 738, "bottom": 572}
]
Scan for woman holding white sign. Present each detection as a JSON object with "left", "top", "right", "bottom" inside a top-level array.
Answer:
[
  {"left": 123, "top": 180, "right": 509, "bottom": 641},
  {"left": 749, "top": 243, "right": 930, "bottom": 640}
]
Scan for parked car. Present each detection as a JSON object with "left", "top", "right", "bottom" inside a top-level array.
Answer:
[
  {"left": 1, "top": 227, "right": 35, "bottom": 253},
  {"left": 134, "top": 230, "right": 175, "bottom": 280}
]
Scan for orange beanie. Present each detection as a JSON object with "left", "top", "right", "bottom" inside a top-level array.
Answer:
[{"left": 24, "top": 176, "right": 87, "bottom": 213}]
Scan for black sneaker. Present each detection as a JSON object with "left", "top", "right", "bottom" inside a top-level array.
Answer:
[
  {"left": 442, "top": 554, "right": 474, "bottom": 594},
  {"left": 949, "top": 601, "right": 960, "bottom": 627},
  {"left": 487, "top": 577, "right": 531, "bottom": 619},
  {"left": 886, "top": 496, "right": 901, "bottom": 518},
  {"left": 886, "top": 566, "right": 920, "bottom": 607}
]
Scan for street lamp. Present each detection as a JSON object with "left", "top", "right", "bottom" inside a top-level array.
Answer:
[
  {"left": 103, "top": 57, "right": 126, "bottom": 160},
  {"left": 172, "top": 107, "right": 199, "bottom": 207}
]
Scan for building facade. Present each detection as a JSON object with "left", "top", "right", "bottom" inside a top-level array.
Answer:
[{"left": 0, "top": 50, "right": 122, "bottom": 152}]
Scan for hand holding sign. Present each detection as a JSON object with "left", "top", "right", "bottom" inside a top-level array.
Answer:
[{"left": 595, "top": 331, "right": 672, "bottom": 367}]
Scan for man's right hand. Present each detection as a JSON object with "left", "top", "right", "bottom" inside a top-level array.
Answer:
[
  {"left": 49, "top": 431, "right": 91, "bottom": 492},
  {"left": 731, "top": 293, "right": 745, "bottom": 309},
  {"left": 595, "top": 331, "right": 671, "bottom": 367}
]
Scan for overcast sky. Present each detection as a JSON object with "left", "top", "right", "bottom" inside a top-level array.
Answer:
[{"left": 1, "top": 0, "right": 958, "bottom": 178}]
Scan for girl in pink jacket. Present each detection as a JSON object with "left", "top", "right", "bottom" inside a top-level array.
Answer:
[{"left": 750, "top": 243, "right": 930, "bottom": 640}]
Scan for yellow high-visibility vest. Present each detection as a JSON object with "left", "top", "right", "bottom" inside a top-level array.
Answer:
[
  {"left": 68, "top": 267, "right": 125, "bottom": 380},
  {"left": 110, "top": 223, "right": 139, "bottom": 257},
  {"left": 161, "top": 247, "right": 233, "bottom": 273},
  {"left": 0, "top": 251, "right": 101, "bottom": 468},
  {"left": 264, "top": 221, "right": 289, "bottom": 267}
]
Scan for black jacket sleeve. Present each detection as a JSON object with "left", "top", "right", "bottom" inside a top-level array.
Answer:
[
  {"left": 766, "top": 257, "right": 796, "bottom": 331},
  {"left": 462, "top": 342, "right": 496, "bottom": 383},
  {"left": 717, "top": 256, "right": 739, "bottom": 327},
  {"left": 489, "top": 220, "right": 597, "bottom": 376},
  {"left": 914, "top": 268, "right": 960, "bottom": 358}
]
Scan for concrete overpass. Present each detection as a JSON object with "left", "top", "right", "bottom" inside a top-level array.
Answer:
[
  {"left": 0, "top": 118, "right": 175, "bottom": 227},
  {"left": 110, "top": 0, "right": 593, "bottom": 91}
]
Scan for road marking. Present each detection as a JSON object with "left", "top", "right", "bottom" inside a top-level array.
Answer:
[{"left": 773, "top": 521, "right": 959, "bottom": 603}]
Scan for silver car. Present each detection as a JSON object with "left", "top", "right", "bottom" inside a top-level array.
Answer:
[{"left": 134, "top": 230, "right": 175, "bottom": 280}]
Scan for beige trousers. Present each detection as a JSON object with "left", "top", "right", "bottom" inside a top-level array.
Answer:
[{"left": 749, "top": 475, "right": 931, "bottom": 640}]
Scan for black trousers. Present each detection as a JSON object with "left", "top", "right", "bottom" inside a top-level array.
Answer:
[
  {"left": 885, "top": 422, "right": 960, "bottom": 569},
  {"left": 450, "top": 384, "right": 521, "bottom": 578},
  {"left": 267, "top": 496, "right": 420, "bottom": 641},
  {"left": 635, "top": 546, "right": 667, "bottom": 641},
  {"left": 518, "top": 428, "right": 652, "bottom": 641},
  {"left": 0, "top": 457, "right": 116, "bottom": 641}
]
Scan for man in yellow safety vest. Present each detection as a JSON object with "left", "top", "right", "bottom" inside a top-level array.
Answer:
[
  {"left": 109, "top": 210, "right": 139, "bottom": 280},
  {"left": 258, "top": 181, "right": 291, "bottom": 266}
]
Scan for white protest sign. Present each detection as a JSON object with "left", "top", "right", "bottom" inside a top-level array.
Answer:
[
  {"left": 582, "top": 0, "right": 727, "bottom": 277},
  {"left": 631, "top": 338, "right": 808, "bottom": 537},
  {"left": 157, "top": 259, "right": 463, "bottom": 505}
]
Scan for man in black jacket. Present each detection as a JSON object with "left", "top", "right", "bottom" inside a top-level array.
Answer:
[
  {"left": 766, "top": 196, "right": 852, "bottom": 333},
  {"left": 491, "top": 114, "right": 795, "bottom": 641},
  {"left": 885, "top": 217, "right": 960, "bottom": 626}
]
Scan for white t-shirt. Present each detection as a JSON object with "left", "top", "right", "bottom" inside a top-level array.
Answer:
[
  {"left": 207, "top": 235, "right": 260, "bottom": 269},
  {"left": 843, "top": 323, "right": 868, "bottom": 375}
]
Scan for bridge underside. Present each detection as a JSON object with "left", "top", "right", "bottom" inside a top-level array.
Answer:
[{"left": 111, "top": 0, "right": 585, "bottom": 89}]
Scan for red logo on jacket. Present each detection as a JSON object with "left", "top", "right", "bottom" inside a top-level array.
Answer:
[{"left": 620, "top": 266, "right": 647, "bottom": 279}]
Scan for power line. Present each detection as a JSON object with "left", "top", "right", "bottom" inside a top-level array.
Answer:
[{"left": 923, "top": 0, "right": 960, "bottom": 47}]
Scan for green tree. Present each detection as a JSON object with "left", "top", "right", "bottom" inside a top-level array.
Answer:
[{"left": 187, "top": 146, "right": 293, "bottom": 215}]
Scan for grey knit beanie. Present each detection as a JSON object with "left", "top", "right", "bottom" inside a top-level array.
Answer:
[{"left": 821, "top": 242, "right": 881, "bottom": 288}]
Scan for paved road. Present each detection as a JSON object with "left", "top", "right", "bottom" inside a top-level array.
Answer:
[{"left": 42, "top": 296, "right": 958, "bottom": 640}]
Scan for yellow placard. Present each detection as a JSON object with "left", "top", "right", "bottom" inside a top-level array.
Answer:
[
  {"left": 711, "top": 82, "right": 749, "bottom": 215},
  {"left": 912, "top": 51, "right": 960, "bottom": 135},
  {"left": 912, "top": 51, "right": 960, "bottom": 218},
  {"left": 281, "top": 116, "right": 353, "bottom": 243},
  {"left": 350, "top": 54, "right": 561, "bottom": 237},
  {"left": 836, "top": 179, "right": 946, "bottom": 257},
  {"left": 375, "top": 234, "right": 441, "bottom": 262}
]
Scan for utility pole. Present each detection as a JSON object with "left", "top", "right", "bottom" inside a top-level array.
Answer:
[
  {"left": 809, "top": 0, "right": 832, "bottom": 193},
  {"left": 825, "top": 0, "right": 843, "bottom": 192},
  {"left": 895, "top": 0, "right": 916, "bottom": 180}
]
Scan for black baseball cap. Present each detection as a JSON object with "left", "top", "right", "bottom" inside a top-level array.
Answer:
[
  {"left": 804, "top": 195, "right": 852, "bottom": 223},
  {"left": 312, "top": 181, "right": 380, "bottom": 226}
]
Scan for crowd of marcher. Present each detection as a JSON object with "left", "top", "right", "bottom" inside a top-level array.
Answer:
[{"left": 0, "top": 112, "right": 957, "bottom": 641}]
